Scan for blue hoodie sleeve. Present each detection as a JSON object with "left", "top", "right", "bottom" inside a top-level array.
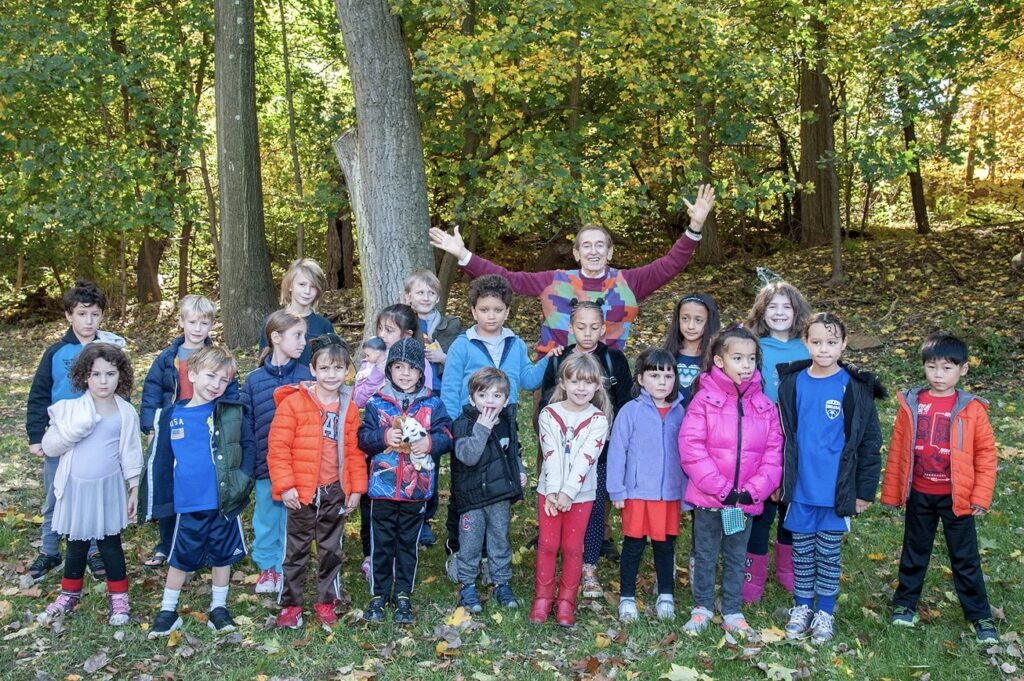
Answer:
[
  {"left": 26, "top": 343, "right": 60, "bottom": 444},
  {"left": 427, "top": 399, "right": 453, "bottom": 456},
  {"left": 516, "top": 339, "right": 549, "bottom": 392},
  {"left": 441, "top": 337, "right": 469, "bottom": 419},
  {"left": 358, "top": 400, "right": 389, "bottom": 456},
  {"left": 139, "top": 353, "right": 166, "bottom": 433}
]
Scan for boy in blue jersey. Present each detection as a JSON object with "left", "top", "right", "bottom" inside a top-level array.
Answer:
[
  {"left": 26, "top": 279, "right": 125, "bottom": 582},
  {"left": 139, "top": 346, "right": 255, "bottom": 638}
]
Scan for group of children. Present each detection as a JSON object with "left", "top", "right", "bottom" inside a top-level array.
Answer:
[{"left": 25, "top": 261, "right": 1001, "bottom": 645}]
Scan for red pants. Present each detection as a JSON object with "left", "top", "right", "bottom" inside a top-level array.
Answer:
[{"left": 535, "top": 497, "right": 593, "bottom": 603}]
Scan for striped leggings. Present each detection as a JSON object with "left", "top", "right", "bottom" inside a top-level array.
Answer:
[{"left": 791, "top": 531, "right": 843, "bottom": 599}]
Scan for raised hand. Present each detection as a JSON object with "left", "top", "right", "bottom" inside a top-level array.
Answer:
[
  {"left": 682, "top": 184, "right": 716, "bottom": 230},
  {"left": 428, "top": 225, "right": 470, "bottom": 261}
]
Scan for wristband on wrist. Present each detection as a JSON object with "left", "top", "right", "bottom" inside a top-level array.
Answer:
[{"left": 685, "top": 225, "right": 703, "bottom": 240}]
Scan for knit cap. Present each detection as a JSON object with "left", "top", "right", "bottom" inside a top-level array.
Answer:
[{"left": 386, "top": 337, "right": 426, "bottom": 386}]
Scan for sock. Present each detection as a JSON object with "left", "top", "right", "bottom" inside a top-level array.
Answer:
[
  {"left": 107, "top": 578, "right": 128, "bottom": 594},
  {"left": 61, "top": 577, "right": 84, "bottom": 593},
  {"left": 795, "top": 595, "right": 814, "bottom": 609},
  {"left": 161, "top": 588, "right": 180, "bottom": 613},
  {"left": 210, "top": 584, "right": 229, "bottom": 610},
  {"left": 817, "top": 593, "right": 837, "bottom": 615}
]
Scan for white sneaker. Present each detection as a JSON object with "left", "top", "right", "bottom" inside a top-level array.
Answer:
[
  {"left": 809, "top": 610, "right": 835, "bottom": 644},
  {"left": 255, "top": 568, "right": 280, "bottom": 594},
  {"left": 655, "top": 594, "right": 675, "bottom": 621},
  {"left": 683, "top": 606, "right": 713, "bottom": 634},
  {"left": 618, "top": 597, "right": 638, "bottom": 622},
  {"left": 785, "top": 604, "right": 813, "bottom": 639}
]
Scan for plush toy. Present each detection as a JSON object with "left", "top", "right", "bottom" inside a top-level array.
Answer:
[{"left": 391, "top": 415, "right": 433, "bottom": 472}]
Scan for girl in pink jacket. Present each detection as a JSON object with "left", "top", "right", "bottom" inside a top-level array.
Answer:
[{"left": 679, "top": 325, "right": 783, "bottom": 636}]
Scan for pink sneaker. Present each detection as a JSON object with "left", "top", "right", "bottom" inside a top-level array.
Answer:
[
  {"left": 255, "top": 567, "right": 280, "bottom": 594},
  {"left": 109, "top": 592, "right": 131, "bottom": 626},
  {"left": 37, "top": 591, "right": 80, "bottom": 625}
]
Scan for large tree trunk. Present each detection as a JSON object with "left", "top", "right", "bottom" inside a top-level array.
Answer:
[
  {"left": 898, "top": 81, "right": 930, "bottom": 235},
  {"left": 215, "top": 0, "right": 276, "bottom": 346},
  {"left": 334, "top": 0, "right": 433, "bottom": 337},
  {"left": 797, "top": 2, "right": 841, "bottom": 251},
  {"left": 137, "top": 232, "right": 168, "bottom": 304}
]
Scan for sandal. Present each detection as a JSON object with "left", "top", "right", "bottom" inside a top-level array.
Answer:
[{"left": 143, "top": 551, "right": 168, "bottom": 569}]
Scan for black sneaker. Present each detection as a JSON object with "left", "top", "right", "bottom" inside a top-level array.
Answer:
[
  {"left": 28, "top": 553, "right": 63, "bottom": 582},
  {"left": 974, "top": 618, "right": 999, "bottom": 643},
  {"left": 147, "top": 610, "right": 182, "bottom": 639},
  {"left": 364, "top": 596, "right": 385, "bottom": 623},
  {"left": 86, "top": 552, "right": 107, "bottom": 580},
  {"left": 600, "top": 539, "right": 620, "bottom": 562},
  {"left": 393, "top": 594, "right": 416, "bottom": 625},
  {"left": 207, "top": 606, "right": 236, "bottom": 632}
]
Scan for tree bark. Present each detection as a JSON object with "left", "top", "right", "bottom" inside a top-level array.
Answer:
[
  {"left": 334, "top": 0, "right": 434, "bottom": 337},
  {"left": 199, "top": 146, "right": 222, "bottom": 269},
  {"left": 797, "top": 1, "right": 841, "bottom": 251},
  {"left": 137, "top": 232, "right": 168, "bottom": 304},
  {"left": 965, "top": 101, "right": 979, "bottom": 186},
  {"left": 215, "top": 0, "right": 276, "bottom": 346},
  {"left": 278, "top": 0, "right": 305, "bottom": 258},
  {"left": 694, "top": 104, "right": 723, "bottom": 263},
  {"left": 327, "top": 199, "right": 356, "bottom": 290},
  {"left": 898, "top": 80, "right": 930, "bottom": 235}
]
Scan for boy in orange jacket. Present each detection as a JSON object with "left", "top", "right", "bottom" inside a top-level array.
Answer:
[
  {"left": 267, "top": 334, "right": 367, "bottom": 629},
  {"left": 880, "top": 333, "right": 998, "bottom": 643}
]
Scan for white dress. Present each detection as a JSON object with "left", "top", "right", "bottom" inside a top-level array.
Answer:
[{"left": 51, "top": 412, "right": 129, "bottom": 540}]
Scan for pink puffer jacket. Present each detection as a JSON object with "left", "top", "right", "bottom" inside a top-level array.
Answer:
[{"left": 679, "top": 366, "right": 783, "bottom": 514}]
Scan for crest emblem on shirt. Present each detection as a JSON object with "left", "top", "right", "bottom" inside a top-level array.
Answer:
[{"left": 825, "top": 399, "right": 842, "bottom": 420}]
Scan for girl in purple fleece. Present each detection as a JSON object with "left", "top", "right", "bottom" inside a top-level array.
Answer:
[
  {"left": 607, "top": 348, "right": 688, "bottom": 623},
  {"left": 679, "top": 326, "right": 784, "bottom": 636}
]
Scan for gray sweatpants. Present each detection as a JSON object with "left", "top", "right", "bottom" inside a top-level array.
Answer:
[
  {"left": 692, "top": 507, "right": 753, "bottom": 616},
  {"left": 457, "top": 500, "right": 513, "bottom": 585}
]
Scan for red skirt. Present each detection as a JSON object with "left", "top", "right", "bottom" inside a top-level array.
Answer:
[{"left": 621, "top": 500, "right": 681, "bottom": 542}]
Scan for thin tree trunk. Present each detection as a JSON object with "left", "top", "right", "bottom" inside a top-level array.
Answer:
[
  {"left": 797, "top": 0, "right": 841, "bottom": 251},
  {"left": 278, "top": 0, "right": 305, "bottom": 257},
  {"left": 898, "top": 80, "right": 930, "bottom": 235},
  {"left": 137, "top": 231, "right": 168, "bottom": 304},
  {"left": 199, "top": 146, "right": 221, "bottom": 269},
  {"left": 965, "top": 101, "right": 979, "bottom": 186},
  {"left": 215, "top": 0, "right": 277, "bottom": 345},
  {"left": 694, "top": 104, "right": 722, "bottom": 263},
  {"left": 334, "top": 0, "right": 434, "bottom": 338},
  {"left": 326, "top": 196, "right": 356, "bottom": 290},
  {"left": 14, "top": 253, "right": 24, "bottom": 299}
]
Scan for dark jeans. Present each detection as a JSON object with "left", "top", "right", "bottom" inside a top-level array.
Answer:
[
  {"left": 747, "top": 497, "right": 793, "bottom": 555},
  {"left": 892, "top": 490, "right": 991, "bottom": 621}
]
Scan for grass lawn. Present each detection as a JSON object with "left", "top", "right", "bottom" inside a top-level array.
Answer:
[{"left": 0, "top": 227, "right": 1022, "bottom": 680}]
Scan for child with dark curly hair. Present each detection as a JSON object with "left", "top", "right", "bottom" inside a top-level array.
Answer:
[{"left": 36, "top": 343, "right": 142, "bottom": 627}]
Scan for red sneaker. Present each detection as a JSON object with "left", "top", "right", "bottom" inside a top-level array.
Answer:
[
  {"left": 276, "top": 605, "right": 304, "bottom": 629},
  {"left": 313, "top": 602, "right": 338, "bottom": 626}
]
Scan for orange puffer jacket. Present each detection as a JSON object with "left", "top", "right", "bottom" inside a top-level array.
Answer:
[
  {"left": 881, "top": 388, "right": 997, "bottom": 517},
  {"left": 267, "top": 382, "right": 368, "bottom": 505}
]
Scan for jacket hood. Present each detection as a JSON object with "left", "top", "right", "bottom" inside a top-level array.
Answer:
[
  {"left": 273, "top": 381, "right": 308, "bottom": 407},
  {"left": 778, "top": 359, "right": 886, "bottom": 400}
]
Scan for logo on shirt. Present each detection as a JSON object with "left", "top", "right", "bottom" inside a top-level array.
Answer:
[
  {"left": 677, "top": 363, "right": 700, "bottom": 388},
  {"left": 825, "top": 399, "right": 842, "bottom": 420},
  {"left": 917, "top": 402, "right": 932, "bottom": 415},
  {"left": 169, "top": 417, "right": 185, "bottom": 440},
  {"left": 323, "top": 410, "right": 339, "bottom": 441}
]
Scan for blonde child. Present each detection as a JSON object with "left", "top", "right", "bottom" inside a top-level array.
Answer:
[
  {"left": 140, "top": 294, "right": 237, "bottom": 569},
  {"left": 679, "top": 325, "right": 783, "bottom": 636},
  {"left": 663, "top": 292, "right": 720, "bottom": 402},
  {"left": 240, "top": 311, "right": 313, "bottom": 594},
  {"left": 259, "top": 258, "right": 336, "bottom": 366},
  {"left": 402, "top": 269, "right": 461, "bottom": 384},
  {"left": 530, "top": 353, "right": 611, "bottom": 627},
  {"left": 268, "top": 334, "right": 367, "bottom": 628},
  {"left": 742, "top": 280, "right": 811, "bottom": 602},
  {"left": 36, "top": 344, "right": 142, "bottom": 626},
  {"left": 607, "top": 348, "right": 687, "bottom": 622},
  {"left": 777, "top": 313, "right": 884, "bottom": 644}
]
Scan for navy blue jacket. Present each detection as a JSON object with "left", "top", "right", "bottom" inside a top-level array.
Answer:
[
  {"left": 139, "top": 397, "right": 255, "bottom": 522},
  {"left": 258, "top": 311, "right": 335, "bottom": 367},
  {"left": 140, "top": 336, "right": 239, "bottom": 433},
  {"left": 240, "top": 358, "right": 313, "bottom": 479}
]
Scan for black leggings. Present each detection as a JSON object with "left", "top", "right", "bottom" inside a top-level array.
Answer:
[
  {"left": 65, "top": 535, "right": 126, "bottom": 582},
  {"left": 619, "top": 535, "right": 676, "bottom": 598}
]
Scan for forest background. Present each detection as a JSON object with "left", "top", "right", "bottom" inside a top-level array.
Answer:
[{"left": 2, "top": 1, "right": 1024, "bottom": 680}]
